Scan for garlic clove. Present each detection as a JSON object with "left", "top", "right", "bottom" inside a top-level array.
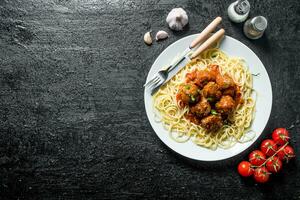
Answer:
[
  {"left": 166, "top": 8, "right": 189, "bottom": 31},
  {"left": 155, "top": 30, "right": 169, "bottom": 41},
  {"left": 144, "top": 31, "right": 152, "bottom": 45}
]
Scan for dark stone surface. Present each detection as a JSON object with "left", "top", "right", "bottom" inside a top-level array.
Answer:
[{"left": 0, "top": 0, "right": 299, "bottom": 199}]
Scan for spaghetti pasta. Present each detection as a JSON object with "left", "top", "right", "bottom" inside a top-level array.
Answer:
[{"left": 153, "top": 48, "right": 256, "bottom": 150}]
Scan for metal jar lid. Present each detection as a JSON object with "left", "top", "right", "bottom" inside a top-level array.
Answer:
[
  {"left": 234, "top": 0, "right": 250, "bottom": 15},
  {"left": 251, "top": 16, "right": 268, "bottom": 31}
]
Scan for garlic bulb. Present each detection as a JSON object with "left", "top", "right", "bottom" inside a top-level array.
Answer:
[
  {"left": 166, "top": 8, "right": 188, "bottom": 31},
  {"left": 155, "top": 30, "right": 169, "bottom": 41},
  {"left": 144, "top": 31, "right": 152, "bottom": 45}
]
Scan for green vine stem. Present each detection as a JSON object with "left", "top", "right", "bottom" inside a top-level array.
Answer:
[{"left": 252, "top": 142, "right": 289, "bottom": 168}]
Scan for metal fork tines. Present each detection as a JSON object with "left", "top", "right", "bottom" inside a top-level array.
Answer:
[
  {"left": 144, "top": 66, "right": 168, "bottom": 86},
  {"left": 144, "top": 54, "right": 187, "bottom": 91},
  {"left": 145, "top": 70, "right": 168, "bottom": 93}
]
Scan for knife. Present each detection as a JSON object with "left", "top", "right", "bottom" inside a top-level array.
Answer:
[
  {"left": 144, "top": 17, "right": 222, "bottom": 88},
  {"left": 161, "top": 28, "right": 225, "bottom": 87}
]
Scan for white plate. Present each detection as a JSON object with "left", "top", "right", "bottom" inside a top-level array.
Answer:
[{"left": 144, "top": 35, "right": 272, "bottom": 161}]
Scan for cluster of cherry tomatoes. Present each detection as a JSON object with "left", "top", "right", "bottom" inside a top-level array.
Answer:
[{"left": 238, "top": 128, "right": 295, "bottom": 183}]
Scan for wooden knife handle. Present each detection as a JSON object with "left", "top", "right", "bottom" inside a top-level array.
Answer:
[
  {"left": 190, "top": 28, "right": 225, "bottom": 59},
  {"left": 189, "top": 16, "right": 222, "bottom": 49}
]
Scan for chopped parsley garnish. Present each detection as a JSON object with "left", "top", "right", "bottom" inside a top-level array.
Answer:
[
  {"left": 211, "top": 109, "right": 218, "bottom": 115},
  {"left": 190, "top": 95, "right": 195, "bottom": 102},
  {"left": 207, "top": 97, "right": 213, "bottom": 102},
  {"left": 185, "top": 85, "right": 191, "bottom": 90}
]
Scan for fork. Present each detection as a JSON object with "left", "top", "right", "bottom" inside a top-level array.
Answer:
[
  {"left": 144, "top": 17, "right": 222, "bottom": 92},
  {"left": 147, "top": 29, "right": 225, "bottom": 94},
  {"left": 143, "top": 51, "right": 187, "bottom": 89}
]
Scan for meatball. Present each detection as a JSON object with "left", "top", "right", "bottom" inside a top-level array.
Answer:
[
  {"left": 185, "top": 70, "right": 198, "bottom": 82},
  {"left": 201, "top": 115, "right": 223, "bottom": 131},
  {"left": 185, "top": 112, "right": 201, "bottom": 125},
  {"left": 234, "top": 86, "right": 244, "bottom": 105},
  {"left": 216, "top": 74, "right": 235, "bottom": 89},
  {"left": 190, "top": 97, "right": 211, "bottom": 118},
  {"left": 208, "top": 64, "right": 220, "bottom": 77},
  {"left": 222, "top": 86, "right": 236, "bottom": 97},
  {"left": 176, "top": 83, "right": 200, "bottom": 107},
  {"left": 215, "top": 95, "right": 236, "bottom": 115},
  {"left": 222, "top": 86, "right": 244, "bottom": 106},
  {"left": 202, "top": 82, "right": 222, "bottom": 100},
  {"left": 186, "top": 70, "right": 215, "bottom": 87}
]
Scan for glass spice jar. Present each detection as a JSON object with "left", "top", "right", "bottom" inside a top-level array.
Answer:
[
  {"left": 243, "top": 16, "right": 268, "bottom": 39},
  {"left": 227, "top": 0, "right": 250, "bottom": 23}
]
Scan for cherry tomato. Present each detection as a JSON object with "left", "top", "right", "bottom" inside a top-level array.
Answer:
[
  {"left": 253, "top": 167, "right": 270, "bottom": 183},
  {"left": 277, "top": 145, "right": 295, "bottom": 162},
  {"left": 272, "top": 128, "right": 289, "bottom": 145},
  {"left": 260, "top": 139, "right": 278, "bottom": 156},
  {"left": 238, "top": 161, "right": 253, "bottom": 177},
  {"left": 249, "top": 150, "right": 266, "bottom": 166},
  {"left": 266, "top": 156, "right": 282, "bottom": 173}
]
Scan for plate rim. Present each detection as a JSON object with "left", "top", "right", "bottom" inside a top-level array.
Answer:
[{"left": 144, "top": 34, "right": 273, "bottom": 161}]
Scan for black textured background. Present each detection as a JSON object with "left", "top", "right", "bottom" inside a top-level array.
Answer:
[{"left": 0, "top": 0, "right": 300, "bottom": 199}]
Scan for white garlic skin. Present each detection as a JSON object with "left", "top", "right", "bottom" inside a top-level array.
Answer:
[
  {"left": 166, "top": 8, "right": 188, "bottom": 31},
  {"left": 143, "top": 31, "right": 152, "bottom": 45},
  {"left": 155, "top": 30, "right": 169, "bottom": 41}
]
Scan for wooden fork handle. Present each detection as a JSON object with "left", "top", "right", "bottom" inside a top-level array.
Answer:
[
  {"left": 189, "top": 16, "right": 222, "bottom": 49},
  {"left": 190, "top": 28, "right": 225, "bottom": 59}
]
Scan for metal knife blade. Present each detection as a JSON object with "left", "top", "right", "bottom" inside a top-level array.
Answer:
[
  {"left": 151, "top": 28, "right": 225, "bottom": 94},
  {"left": 164, "top": 55, "right": 191, "bottom": 84},
  {"left": 150, "top": 54, "right": 191, "bottom": 95}
]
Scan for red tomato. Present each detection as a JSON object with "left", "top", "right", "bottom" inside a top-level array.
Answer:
[
  {"left": 249, "top": 150, "right": 266, "bottom": 166},
  {"left": 266, "top": 156, "right": 282, "bottom": 173},
  {"left": 253, "top": 167, "right": 270, "bottom": 183},
  {"left": 277, "top": 145, "right": 295, "bottom": 162},
  {"left": 272, "top": 128, "right": 289, "bottom": 145},
  {"left": 260, "top": 139, "right": 278, "bottom": 156},
  {"left": 238, "top": 161, "right": 253, "bottom": 177}
]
